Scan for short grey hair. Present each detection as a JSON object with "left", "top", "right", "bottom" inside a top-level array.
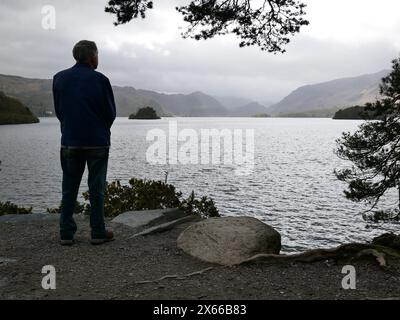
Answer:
[{"left": 72, "top": 40, "right": 98, "bottom": 63}]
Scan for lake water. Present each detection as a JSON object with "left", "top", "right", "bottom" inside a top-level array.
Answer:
[{"left": 0, "top": 117, "right": 398, "bottom": 252}]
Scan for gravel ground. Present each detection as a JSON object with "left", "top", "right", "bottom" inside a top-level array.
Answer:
[{"left": 1, "top": 215, "right": 400, "bottom": 300}]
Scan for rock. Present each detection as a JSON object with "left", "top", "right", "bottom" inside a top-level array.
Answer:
[
  {"left": 177, "top": 216, "right": 281, "bottom": 266},
  {"left": 0, "top": 213, "right": 59, "bottom": 223},
  {"left": 112, "top": 208, "right": 188, "bottom": 231},
  {"left": 0, "top": 257, "right": 17, "bottom": 266},
  {"left": 127, "top": 215, "right": 198, "bottom": 238}
]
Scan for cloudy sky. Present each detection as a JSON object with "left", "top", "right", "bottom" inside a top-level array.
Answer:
[{"left": 0, "top": 0, "right": 399, "bottom": 103}]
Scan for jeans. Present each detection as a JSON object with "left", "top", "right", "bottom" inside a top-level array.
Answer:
[{"left": 60, "top": 147, "right": 109, "bottom": 239}]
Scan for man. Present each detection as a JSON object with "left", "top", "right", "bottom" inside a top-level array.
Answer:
[{"left": 53, "top": 40, "right": 116, "bottom": 246}]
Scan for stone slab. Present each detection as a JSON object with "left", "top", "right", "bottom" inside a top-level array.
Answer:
[
  {"left": 0, "top": 213, "right": 59, "bottom": 223},
  {"left": 111, "top": 208, "right": 188, "bottom": 230},
  {"left": 128, "top": 214, "right": 198, "bottom": 238}
]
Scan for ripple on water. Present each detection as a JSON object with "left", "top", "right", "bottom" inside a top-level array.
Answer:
[{"left": 0, "top": 117, "right": 399, "bottom": 252}]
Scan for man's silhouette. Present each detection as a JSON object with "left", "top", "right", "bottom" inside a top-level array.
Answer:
[{"left": 53, "top": 40, "right": 116, "bottom": 245}]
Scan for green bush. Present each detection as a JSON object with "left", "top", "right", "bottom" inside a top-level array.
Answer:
[
  {"left": 363, "top": 209, "right": 400, "bottom": 223},
  {"left": 0, "top": 201, "right": 32, "bottom": 216},
  {"left": 180, "top": 191, "right": 220, "bottom": 218},
  {"left": 46, "top": 201, "right": 86, "bottom": 214},
  {"left": 47, "top": 177, "right": 220, "bottom": 218}
]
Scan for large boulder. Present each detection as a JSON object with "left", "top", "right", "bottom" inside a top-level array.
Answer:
[{"left": 177, "top": 216, "right": 281, "bottom": 266}]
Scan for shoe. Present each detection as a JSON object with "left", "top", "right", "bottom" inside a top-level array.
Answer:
[
  {"left": 90, "top": 230, "right": 114, "bottom": 245},
  {"left": 60, "top": 236, "right": 74, "bottom": 246}
]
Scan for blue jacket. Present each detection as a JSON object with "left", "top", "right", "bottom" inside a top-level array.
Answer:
[{"left": 53, "top": 63, "right": 117, "bottom": 147}]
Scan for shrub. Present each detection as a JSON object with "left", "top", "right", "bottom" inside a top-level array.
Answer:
[
  {"left": 47, "top": 177, "right": 220, "bottom": 218},
  {"left": 0, "top": 201, "right": 32, "bottom": 216},
  {"left": 46, "top": 201, "right": 86, "bottom": 214},
  {"left": 180, "top": 191, "right": 220, "bottom": 218},
  {"left": 363, "top": 209, "right": 400, "bottom": 223},
  {"left": 335, "top": 57, "right": 400, "bottom": 219}
]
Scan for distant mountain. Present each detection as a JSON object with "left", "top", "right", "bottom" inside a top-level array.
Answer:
[
  {"left": 268, "top": 70, "right": 389, "bottom": 116},
  {"left": 137, "top": 89, "right": 228, "bottom": 116},
  {"left": 0, "top": 91, "right": 39, "bottom": 125},
  {"left": 230, "top": 102, "right": 270, "bottom": 117},
  {"left": 111, "top": 86, "right": 165, "bottom": 117},
  {"left": 0, "top": 74, "right": 236, "bottom": 117},
  {"left": 0, "top": 74, "right": 165, "bottom": 117},
  {"left": 215, "top": 96, "right": 272, "bottom": 116},
  {"left": 214, "top": 96, "right": 254, "bottom": 110},
  {"left": 0, "top": 74, "right": 53, "bottom": 117},
  {"left": 260, "top": 100, "right": 274, "bottom": 109}
]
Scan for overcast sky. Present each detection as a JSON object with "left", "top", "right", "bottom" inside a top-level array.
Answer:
[{"left": 0, "top": 0, "right": 399, "bottom": 102}]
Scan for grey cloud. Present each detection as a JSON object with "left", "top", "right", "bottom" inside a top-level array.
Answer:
[{"left": 0, "top": 0, "right": 398, "bottom": 102}]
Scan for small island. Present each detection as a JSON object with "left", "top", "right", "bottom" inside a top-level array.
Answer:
[
  {"left": 333, "top": 105, "right": 381, "bottom": 120},
  {"left": 252, "top": 113, "right": 271, "bottom": 118},
  {"left": 129, "top": 106, "right": 161, "bottom": 120},
  {"left": 0, "top": 92, "right": 39, "bottom": 125}
]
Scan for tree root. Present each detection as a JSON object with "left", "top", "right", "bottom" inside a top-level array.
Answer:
[
  {"left": 134, "top": 242, "right": 400, "bottom": 285},
  {"left": 238, "top": 243, "right": 400, "bottom": 267},
  {"left": 135, "top": 267, "right": 214, "bottom": 284}
]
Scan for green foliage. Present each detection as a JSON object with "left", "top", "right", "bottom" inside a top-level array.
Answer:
[
  {"left": 105, "top": 0, "right": 308, "bottom": 53},
  {"left": 278, "top": 107, "right": 341, "bottom": 118},
  {"left": 180, "top": 191, "right": 220, "bottom": 218},
  {"left": 46, "top": 201, "right": 86, "bottom": 214},
  {"left": 0, "top": 201, "right": 32, "bottom": 216},
  {"left": 105, "top": 0, "right": 153, "bottom": 23},
  {"left": 333, "top": 105, "right": 381, "bottom": 120},
  {"left": 47, "top": 177, "right": 220, "bottom": 219},
  {"left": 253, "top": 113, "right": 270, "bottom": 118},
  {"left": 0, "top": 91, "right": 40, "bottom": 125},
  {"left": 129, "top": 106, "right": 160, "bottom": 119},
  {"left": 335, "top": 57, "right": 400, "bottom": 220},
  {"left": 363, "top": 209, "right": 400, "bottom": 223},
  {"left": 83, "top": 178, "right": 182, "bottom": 217}
]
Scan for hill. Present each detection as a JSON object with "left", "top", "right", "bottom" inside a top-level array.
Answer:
[
  {"left": 137, "top": 90, "right": 228, "bottom": 116},
  {"left": 111, "top": 86, "right": 165, "bottom": 117},
  {"left": 230, "top": 102, "right": 270, "bottom": 117},
  {"left": 333, "top": 105, "right": 381, "bottom": 120},
  {"left": 214, "top": 96, "right": 254, "bottom": 110},
  {"left": 0, "top": 74, "right": 165, "bottom": 117},
  {"left": 0, "top": 74, "right": 243, "bottom": 117},
  {"left": 0, "top": 91, "right": 39, "bottom": 125},
  {"left": 0, "top": 74, "right": 53, "bottom": 117},
  {"left": 215, "top": 96, "right": 272, "bottom": 117},
  {"left": 268, "top": 70, "right": 388, "bottom": 115},
  {"left": 277, "top": 107, "right": 341, "bottom": 118}
]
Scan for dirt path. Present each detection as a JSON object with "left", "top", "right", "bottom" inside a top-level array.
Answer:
[{"left": 1, "top": 215, "right": 400, "bottom": 300}]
